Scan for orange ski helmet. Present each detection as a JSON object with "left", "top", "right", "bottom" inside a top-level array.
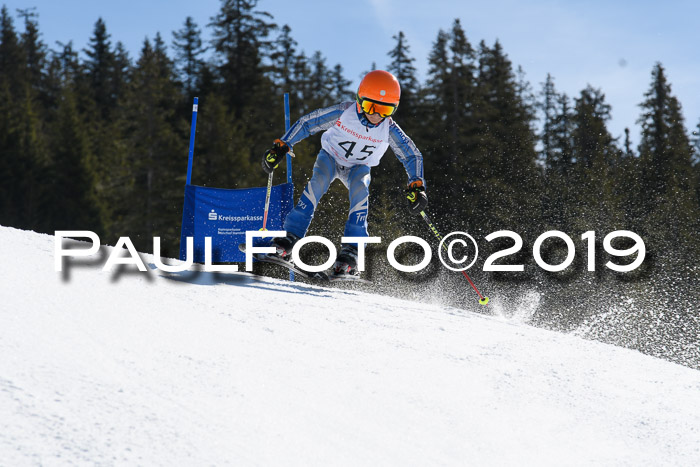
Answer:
[{"left": 356, "top": 70, "right": 401, "bottom": 117}]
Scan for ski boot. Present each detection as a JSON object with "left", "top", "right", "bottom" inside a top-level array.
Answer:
[
  {"left": 270, "top": 233, "right": 301, "bottom": 262},
  {"left": 331, "top": 245, "right": 360, "bottom": 278}
]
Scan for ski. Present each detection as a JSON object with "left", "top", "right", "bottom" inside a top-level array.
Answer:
[
  {"left": 239, "top": 243, "right": 371, "bottom": 284},
  {"left": 328, "top": 274, "right": 372, "bottom": 284},
  {"left": 239, "top": 243, "right": 330, "bottom": 282}
]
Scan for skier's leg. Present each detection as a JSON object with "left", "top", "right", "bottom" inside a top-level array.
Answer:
[
  {"left": 342, "top": 164, "right": 371, "bottom": 239},
  {"left": 332, "top": 164, "right": 371, "bottom": 275},
  {"left": 283, "top": 150, "right": 336, "bottom": 239}
]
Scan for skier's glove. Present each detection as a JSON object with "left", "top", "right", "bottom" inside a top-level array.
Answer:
[
  {"left": 262, "top": 139, "right": 290, "bottom": 174},
  {"left": 406, "top": 180, "right": 428, "bottom": 215}
]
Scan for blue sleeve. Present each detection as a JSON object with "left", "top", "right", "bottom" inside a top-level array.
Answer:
[
  {"left": 388, "top": 119, "right": 425, "bottom": 187},
  {"left": 281, "top": 102, "right": 354, "bottom": 147}
]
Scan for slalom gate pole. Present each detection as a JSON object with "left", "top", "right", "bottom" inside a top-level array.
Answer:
[
  {"left": 284, "top": 93, "right": 294, "bottom": 282},
  {"left": 185, "top": 97, "right": 198, "bottom": 185},
  {"left": 419, "top": 211, "right": 489, "bottom": 306},
  {"left": 284, "top": 93, "right": 292, "bottom": 184}
]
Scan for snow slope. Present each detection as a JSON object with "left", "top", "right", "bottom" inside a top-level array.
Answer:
[{"left": 1, "top": 226, "right": 699, "bottom": 466}]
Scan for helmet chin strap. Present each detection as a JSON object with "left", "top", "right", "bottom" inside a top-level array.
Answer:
[{"left": 361, "top": 112, "right": 384, "bottom": 131}]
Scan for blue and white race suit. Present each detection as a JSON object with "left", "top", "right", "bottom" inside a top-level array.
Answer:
[{"left": 280, "top": 101, "right": 424, "bottom": 241}]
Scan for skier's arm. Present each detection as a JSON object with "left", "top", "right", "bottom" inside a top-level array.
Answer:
[
  {"left": 388, "top": 120, "right": 425, "bottom": 187},
  {"left": 281, "top": 102, "right": 354, "bottom": 147}
]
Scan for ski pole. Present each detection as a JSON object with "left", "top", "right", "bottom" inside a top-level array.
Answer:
[
  {"left": 260, "top": 172, "right": 273, "bottom": 231},
  {"left": 262, "top": 93, "right": 293, "bottom": 232},
  {"left": 419, "top": 210, "right": 490, "bottom": 305}
]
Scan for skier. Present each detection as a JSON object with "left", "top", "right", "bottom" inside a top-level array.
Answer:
[{"left": 261, "top": 70, "right": 427, "bottom": 278}]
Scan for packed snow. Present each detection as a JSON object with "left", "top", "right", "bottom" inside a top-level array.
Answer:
[{"left": 1, "top": 226, "right": 699, "bottom": 466}]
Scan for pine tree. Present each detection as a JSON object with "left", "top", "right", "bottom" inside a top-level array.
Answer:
[
  {"left": 635, "top": 63, "right": 699, "bottom": 254},
  {"left": 387, "top": 31, "right": 419, "bottom": 120},
  {"left": 516, "top": 64, "right": 537, "bottom": 135},
  {"left": 0, "top": 7, "right": 50, "bottom": 231},
  {"left": 365, "top": 31, "right": 422, "bottom": 236},
  {"left": 0, "top": 80, "right": 49, "bottom": 231},
  {"left": 568, "top": 85, "right": 624, "bottom": 232},
  {"left": 172, "top": 16, "right": 205, "bottom": 97},
  {"left": 111, "top": 41, "right": 131, "bottom": 105},
  {"left": 0, "top": 6, "right": 23, "bottom": 94},
  {"left": 423, "top": 29, "right": 450, "bottom": 164},
  {"left": 473, "top": 40, "right": 539, "bottom": 231},
  {"left": 191, "top": 89, "right": 259, "bottom": 191},
  {"left": 387, "top": 32, "right": 418, "bottom": 85},
  {"left": 538, "top": 74, "right": 558, "bottom": 168},
  {"left": 538, "top": 88, "right": 575, "bottom": 230},
  {"left": 694, "top": 121, "right": 700, "bottom": 165},
  {"left": 82, "top": 21, "right": 133, "bottom": 240},
  {"left": 638, "top": 64, "right": 692, "bottom": 196},
  {"left": 290, "top": 51, "right": 311, "bottom": 114},
  {"left": 269, "top": 24, "right": 297, "bottom": 91},
  {"left": 16, "top": 8, "right": 47, "bottom": 98},
  {"left": 623, "top": 128, "right": 634, "bottom": 158},
  {"left": 18, "top": 7, "right": 51, "bottom": 217},
  {"left": 308, "top": 50, "right": 332, "bottom": 107},
  {"left": 329, "top": 63, "right": 352, "bottom": 102},
  {"left": 93, "top": 41, "right": 131, "bottom": 242},
  {"left": 551, "top": 93, "right": 574, "bottom": 175},
  {"left": 282, "top": 51, "right": 326, "bottom": 188},
  {"left": 447, "top": 20, "right": 476, "bottom": 164},
  {"left": 53, "top": 41, "right": 81, "bottom": 81},
  {"left": 208, "top": 0, "right": 281, "bottom": 176},
  {"left": 693, "top": 121, "right": 700, "bottom": 211},
  {"left": 120, "top": 35, "right": 184, "bottom": 252},
  {"left": 572, "top": 86, "right": 615, "bottom": 168},
  {"left": 84, "top": 18, "right": 117, "bottom": 118},
  {"left": 421, "top": 22, "right": 478, "bottom": 225},
  {"left": 48, "top": 84, "right": 106, "bottom": 234},
  {"left": 208, "top": 0, "right": 276, "bottom": 115}
]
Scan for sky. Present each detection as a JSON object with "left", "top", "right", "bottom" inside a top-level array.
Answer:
[{"left": 4, "top": 0, "right": 699, "bottom": 147}]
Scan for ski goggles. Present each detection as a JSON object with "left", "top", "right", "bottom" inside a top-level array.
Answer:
[{"left": 356, "top": 96, "right": 398, "bottom": 118}]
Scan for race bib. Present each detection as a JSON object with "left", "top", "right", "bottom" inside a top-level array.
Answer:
[{"left": 321, "top": 105, "right": 390, "bottom": 167}]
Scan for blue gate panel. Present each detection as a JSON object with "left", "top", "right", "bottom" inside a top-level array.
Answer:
[{"left": 179, "top": 183, "right": 294, "bottom": 263}]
